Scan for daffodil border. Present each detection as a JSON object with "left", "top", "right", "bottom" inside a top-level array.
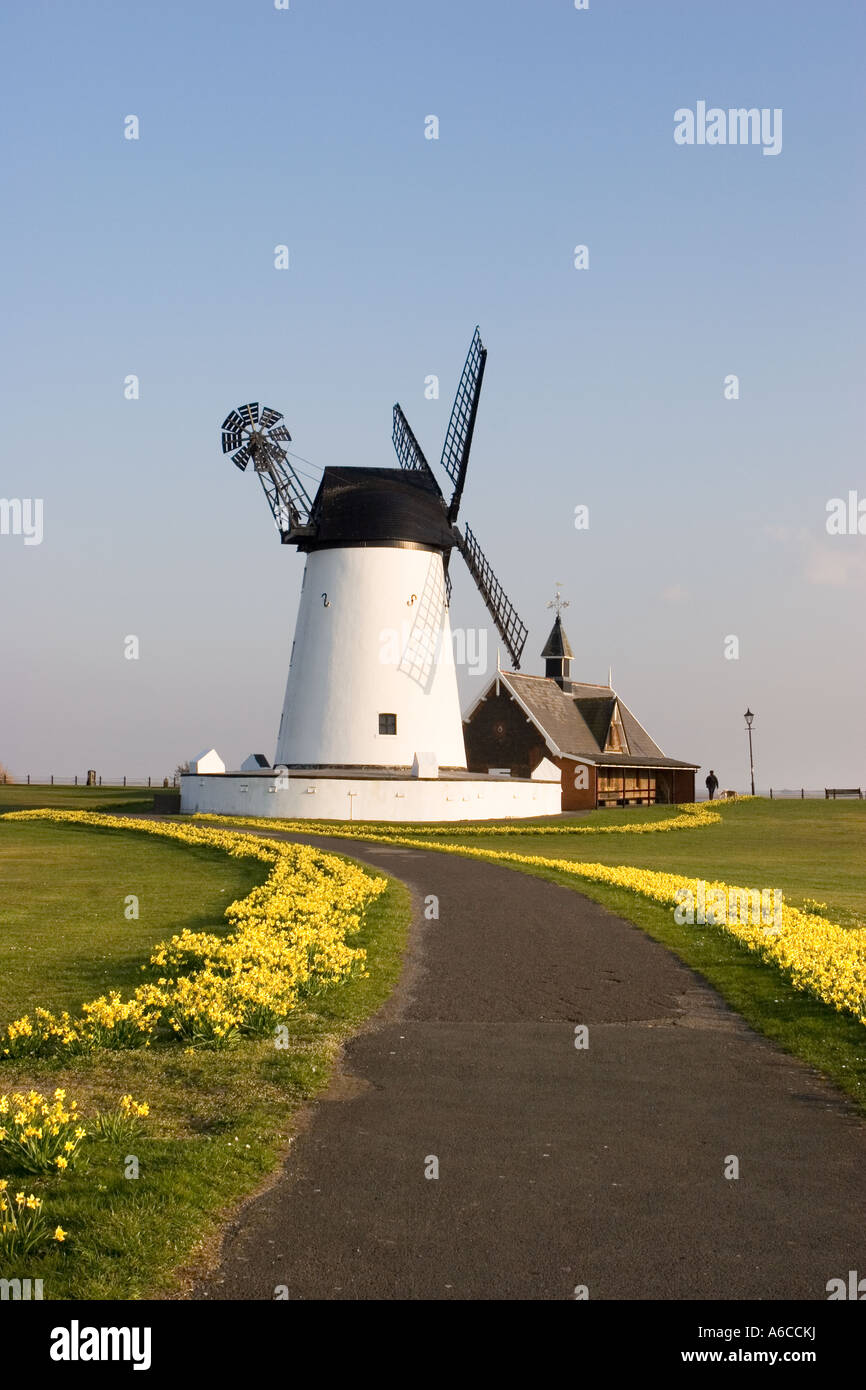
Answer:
[
  {"left": 193, "top": 800, "right": 729, "bottom": 840},
  {"left": 0, "top": 810, "right": 386, "bottom": 1058}
]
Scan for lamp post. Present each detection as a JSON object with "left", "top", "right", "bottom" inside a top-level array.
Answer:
[{"left": 744, "top": 708, "right": 756, "bottom": 797}]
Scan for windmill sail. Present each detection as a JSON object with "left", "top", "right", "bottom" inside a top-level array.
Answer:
[
  {"left": 441, "top": 327, "right": 487, "bottom": 522},
  {"left": 391, "top": 330, "right": 525, "bottom": 656},
  {"left": 455, "top": 523, "right": 528, "bottom": 669},
  {"left": 392, "top": 404, "right": 441, "bottom": 492}
]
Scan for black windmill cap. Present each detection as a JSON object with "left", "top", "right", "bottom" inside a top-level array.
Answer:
[{"left": 300, "top": 466, "right": 455, "bottom": 551}]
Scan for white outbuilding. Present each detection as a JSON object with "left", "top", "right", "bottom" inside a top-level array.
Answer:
[{"left": 188, "top": 748, "right": 226, "bottom": 775}]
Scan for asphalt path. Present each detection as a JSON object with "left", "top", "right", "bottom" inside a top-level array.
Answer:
[{"left": 192, "top": 830, "right": 866, "bottom": 1301}]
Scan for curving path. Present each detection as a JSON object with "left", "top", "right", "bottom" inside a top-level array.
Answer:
[{"left": 193, "top": 830, "right": 866, "bottom": 1301}]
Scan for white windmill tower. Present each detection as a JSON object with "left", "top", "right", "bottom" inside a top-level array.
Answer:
[{"left": 220, "top": 329, "right": 528, "bottom": 773}]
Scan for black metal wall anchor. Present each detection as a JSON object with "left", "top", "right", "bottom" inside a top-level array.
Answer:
[{"left": 322, "top": 593, "right": 330, "bottom": 607}]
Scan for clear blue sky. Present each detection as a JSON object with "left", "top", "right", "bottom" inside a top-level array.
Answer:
[{"left": 1, "top": 0, "right": 863, "bottom": 788}]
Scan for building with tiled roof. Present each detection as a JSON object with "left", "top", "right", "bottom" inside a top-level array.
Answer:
[{"left": 463, "top": 613, "right": 698, "bottom": 811}]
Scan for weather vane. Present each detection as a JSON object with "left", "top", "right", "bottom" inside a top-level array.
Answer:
[{"left": 547, "top": 584, "right": 570, "bottom": 617}]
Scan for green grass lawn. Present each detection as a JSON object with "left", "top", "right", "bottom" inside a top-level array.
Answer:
[
  {"left": 0, "top": 821, "right": 261, "bottom": 1023},
  {"left": 0, "top": 818, "right": 410, "bottom": 1299},
  {"left": 0, "top": 784, "right": 159, "bottom": 814}
]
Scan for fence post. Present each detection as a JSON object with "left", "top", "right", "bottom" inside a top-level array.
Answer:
[
  {"left": 74, "top": 775, "right": 77, "bottom": 786},
  {"left": 123, "top": 776, "right": 126, "bottom": 787},
  {"left": 148, "top": 776, "right": 151, "bottom": 788},
  {"left": 27, "top": 774, "right": 31, "bottom": 786},
  {"left": 769, "top": 788, "right": 773, "bottom": 800},
  {"left": 801, "top": 788, "right": 804, "bottom": 799}
]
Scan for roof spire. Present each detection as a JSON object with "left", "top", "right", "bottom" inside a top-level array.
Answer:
[{"left": 542, "top": 587, "right": 574, "bottom": 689}]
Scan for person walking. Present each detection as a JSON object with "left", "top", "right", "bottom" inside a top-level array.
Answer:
[{"left": 705, "top": 770, "right": 719, "bottom": 801}]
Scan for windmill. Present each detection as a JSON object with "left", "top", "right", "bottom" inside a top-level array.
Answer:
[{"left": 221, "top": 328, "right": 528, "bottom": 771}]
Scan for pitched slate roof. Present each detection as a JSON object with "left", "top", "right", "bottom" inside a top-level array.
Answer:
[
  {"left": 617, "top": 701, "right": 667, "bottom": 758},
  {"left": 574, "top": 696, "right": 616, "bottom": 747},
  {"left": 489, "top": 672, "right": 697, "bottom": 769},
  {"left": 502, "top": 673, "right": 599, "bottom": 755}
]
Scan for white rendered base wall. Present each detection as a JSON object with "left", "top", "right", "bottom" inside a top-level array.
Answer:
[{"left": 181, "top": 773, "right": 561, "bottom": 822}]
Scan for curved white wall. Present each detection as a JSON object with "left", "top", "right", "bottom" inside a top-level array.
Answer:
[
  {"left": 274, "top": 546, "right": 467, "bottom": 768},
  {"left": 181, "top": 773, "right": 561, "bottom": 822}
]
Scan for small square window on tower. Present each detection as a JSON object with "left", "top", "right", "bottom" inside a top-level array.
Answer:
[{"left": 378, "top": 713, "right": 397, "bottom": 735}]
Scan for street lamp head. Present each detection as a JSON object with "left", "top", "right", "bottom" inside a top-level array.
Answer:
[{"left": 744, "top": 708, "right": 754, "bottom": 728}]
